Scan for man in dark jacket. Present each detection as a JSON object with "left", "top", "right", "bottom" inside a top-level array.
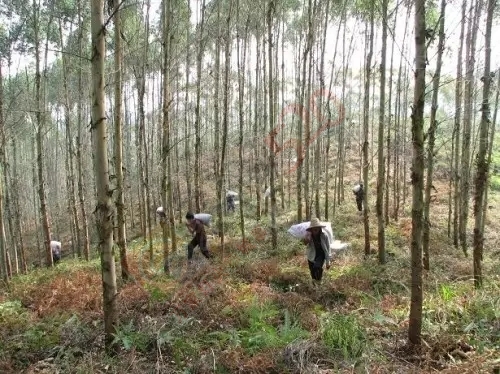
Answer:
[
  {"left": 185, "top": 212, "right": 212, "bottom": 264},
  {"left": 353, "top": 182, "right": 364, "bottom": 212}
]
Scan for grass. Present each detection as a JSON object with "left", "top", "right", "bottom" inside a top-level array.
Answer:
[{"left": 0, "top": 190, "right": 500, "bottom": 373}]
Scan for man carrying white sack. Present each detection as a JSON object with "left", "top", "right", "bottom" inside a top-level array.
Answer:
[{"left": 302, "top": 218, "right": 332, "bottom": 286}]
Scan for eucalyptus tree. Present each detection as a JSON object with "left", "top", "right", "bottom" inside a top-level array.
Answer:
[
  {"left": 161, "top": 0, "right": 173, "bottom": 273},
  {"left": 194, "top": 0, "right": 207, "bottom": 213},
  {"left": 0, "top": 61, "right": 9, "bottom": 281},
  {"left": 409, "top": 0, "right": 426, "bottom": 345},
  {"left": 376, "top": 0, "right": 388, "bottom": 264},
  {"left": 267, "top": 0, "right": 277, "bottom": 250},
  {"left": 422, "top": 0, "right": 446, "bottom": 271},
  {"left": 76, "top": 0, "right": 90, "bottom": 261},
  {"left": 472, "top": 0, "right": 496, "bottom": 289},
  {"left": 236, "top": 0, "right": 249, "bottom": 241},
  {"left": 451, "top": 0, "right": 466, "bottom": 243},
  {"left": 459, "top": 0, "right": 483, "bottom": 256},
  {"left": 122, "top": 0, "right": 154, "bottom": 254},
  {"left": 111, "top": 0, "right": 129, "bottom": 280},
  {"left": 362, "top": 0, "right": 374, "bottom": 256},
  {"left": 90, "top": 0, "right": 118, "bottom": 351}
]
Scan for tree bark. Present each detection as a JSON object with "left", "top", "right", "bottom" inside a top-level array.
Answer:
[
  {"left": 77, "top": 0, "right": 90, "bottom": 261},
  {"left": 90, "top": 0, "right": 118, "bottom": 352},
  {"left": 0, "top": 63, "right": 9, "bottom": 282},
  {"left": 408, "top": 0, "right": 426, "bottom": 346},
  {"left": 377, "top": 0, "right": 388, "bottom": 264},
  {"left": 423, "top": 0, "right": 446, "bottom": 271},
  {"left": 33, "top": 0, "right": 53, "bottom": 267},
  {"left": 113, "top": 0, "right": 129, "bottom": 280},
  {"left": 362, "top": 2, "right": 374, "bottom": 256},
  {"left": 472, "top": 0, "right": 495, "bottom": 289}
]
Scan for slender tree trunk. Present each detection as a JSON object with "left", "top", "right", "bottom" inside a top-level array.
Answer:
[
  {"left": 459, "top": 0, "right": 482, "bottom": 256},
  {"left": 218, "top": 0, "right": 233, "bottom": 257},
  {"left": 472, "top": 0, "right": 495, "bottom": 289},
  {"left": 33, "top": 0, "right": 53, "bottom": 267},
  {"left": 184, "top": 0, "right": 193, "bottom": 213},
  {"left": 377, "top": 0, "right": 388, "bottom": 264},
  {"left": 59, "top": 20, "right": 80, "bottom": 258},
  {"left": 113, "top": 0, "right": 129, "bottom": 280},
  {"left": 362, "top": 3, "right": 374, "bottom": 256},
  {"left": 11, "top": 138, "right": 27, "bottom": 273},
  {"left": 77, "top": 2, "right": 90, "bottom": 261},
  {"left": 408, "top": 0, "right": 426, "bottom": 346},
  {"left": 161, "top": 0, "right": 174, "bottom": 272},
  {"left": 453, "top": 0, "right": 466, "bottom": 246},
  {"left": 385, "top": 4, "right": 398, "bottom": 224},
  {"left": 267, "top": 0, "right": 277, "bottom": 250},
  {"left": 91, "top": 0, "right": 118, "bottom": 351},
  {"left": 194, "top": 0, "right": 206, "bottom": 213},
  {"left": 237, "top": 7, "right": 248, "bottom": 243},
  {"left": 254, "top": 37, "right": 262, "bottom": 220},
  {"left": 214, "top": 3, "right": 222, "bottom": 239},
  {"left": 0, "top": 63, "right": 9, "bottom": 282},
  {"left": 482, "top": 71, "right": 500, "bottom": 227},
  {"left": 423, "top": 0, "right": 446, "bottom": 270}
]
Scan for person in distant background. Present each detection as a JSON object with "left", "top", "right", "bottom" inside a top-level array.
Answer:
[
  {"left": 353, "top": 182, "right": 364, "bottom": 213},
  {"left": 302, "top": 218, "right": 331, "bottom": 286},
  {"left": 50, "top": 240, "right": 62, "bottom": 265},
  {"left": 156, "top": 206, "right": 167, "bottom": 226},
  {"left": 226, "top": 194, "right": 236, "bottom": 212},
  {"left": 185, "top": 212, "right": 212, "bottom": 264}
]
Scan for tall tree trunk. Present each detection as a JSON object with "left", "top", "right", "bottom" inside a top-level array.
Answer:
[
  {"left": 184, "top": 0, "right": 193, "bottom": 213},
  {"left": 422, "top": 0, "right": 446, "bottom": 271},
  {"left": 218, "top": 0, "right": 233, "bottom": 257},
  {"left": 214, "top": 3, "right": 222, "bottom": 241},
  {"left": 194, "top": 0, "right": 206, "bottom": 213},
  {"left": 11, "top": 138, "right": 27, "bottom": 273},
  {"left": 0, "top": 63, "right": 9, "bottom": 282},
  {"left": 161, "top": 0, "right": 173, "bottom": 273},
  {"left": 408, "top": 0, "right": 426, "bottom": 346},
  {"left": 377, "top": 0, "right": 388, "bottom": 264},
  {"left": 362, "top": 3, "right": 374, "bottom": 256},
  {"left": 267, "top": 0, "right": 277, "bottom": 251},
  {"left": 385, "top": 4, "right": 398, "bottom": 224},
  {"left": 393, "top": 6, "right": 411, "bottom": 221},
  {"left": 459, "top": 0, "right": 482, "bottom": 256},
  {"left": 34, "top": 0, "right": 52, "bottom": 267},
  {"left": 77, "top": 1, "right": 90, "bottom": 261},
  {"left": 113, "top": 0, "right": 129, "bottom": 280},
  {"left": 59, "top": 20, "right": 81, "bottom": 258},
  {"left": 452, "top": 0, "right": 466, "bottom": 245},
  {"left": 472, "top": 0, "right": 495, "bottom": 289},
  {"left": 91, "top": 0, "right": 118, "bottom": 351},
  {"left": 254, "top": 37, "right": 262, "bottom": 220},
  {"left": 482, "top": 71, "right": 500, "bottom": 227},
  {"left": 237, "top": 6, "right": 248, "bottom": 244}
]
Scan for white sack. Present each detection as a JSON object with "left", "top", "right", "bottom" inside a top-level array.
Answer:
[
  {"left": 352, "top": 184, "right": 361, "bottom": 193},
  {"left": 156, "top": 206, "right": 165, "bottom": 214},
  {"left": 226, "top": 190, "right": 238, "bottom": 197},
  {"left": 288, "top": 221, "right": 334, "bottom": 245},
  {"left": 194, "top": 213, "right": 212, "bottom": 227},
  {"left": 50, "top": 240, "right": 61, "bottom": 254}
]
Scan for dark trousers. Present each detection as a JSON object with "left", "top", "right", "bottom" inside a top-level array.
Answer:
[
  {"left": 187, "top": 234, "right": 211, "bottom": 260},
  {"left": 52, "top": 253, "right": 61, "bottom": 265},
  {"left": 356, "top": 197, "right": 363, "bottom": 212},
  {"left": 308, "top": 260, "right": 324, "bottom": 281}
]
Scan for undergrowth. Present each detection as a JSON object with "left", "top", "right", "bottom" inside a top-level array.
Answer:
[{"left": 0, "top": 199, "right": 499, "bottom": 373}]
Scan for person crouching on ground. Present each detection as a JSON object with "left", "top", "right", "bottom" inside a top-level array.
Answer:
[
  {"left": 303, "top": 218, "right": 331, "bottom": 286},
  {"left": 185, "top": 212, "right": 212, "bottom": 264}
]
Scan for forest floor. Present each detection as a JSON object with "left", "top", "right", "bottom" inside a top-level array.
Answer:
[{"left": 0, "top": 180, "right": 499, "bottom": 373}]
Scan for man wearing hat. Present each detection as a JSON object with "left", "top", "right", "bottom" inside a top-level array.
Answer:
[{"left": 303, "top": 218, "right": 332, "bottom": 285}]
